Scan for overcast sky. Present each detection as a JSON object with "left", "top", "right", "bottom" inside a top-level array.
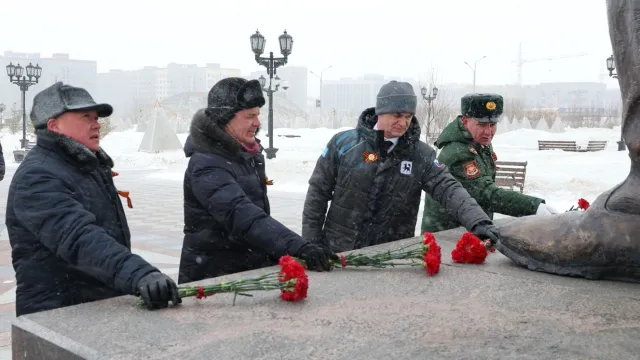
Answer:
[{"left": 0, "top": 0, "right": 618, "bottom": 95}]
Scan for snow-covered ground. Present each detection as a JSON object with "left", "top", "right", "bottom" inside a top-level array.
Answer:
[{"left": 0, "top": 125, "right": 629, "bottom": 212}]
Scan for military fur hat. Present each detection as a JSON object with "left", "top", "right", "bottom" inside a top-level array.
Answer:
[{"left": 461, "top": 93, "right": 503, "bottom": 123}]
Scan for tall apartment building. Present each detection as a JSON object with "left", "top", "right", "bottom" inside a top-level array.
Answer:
[{"left": 0, "top": 51, "right": 97, "bottom": 114}]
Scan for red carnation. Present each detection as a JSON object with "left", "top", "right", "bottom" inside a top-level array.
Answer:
[
  {"left": 195, "top": 285, "right": 209, "bottom": 299},
  {"left": 339, "top": 254, "right": 347, "bottom": 268},
  {"left": 422, "top": 232, "right": 441, "bottom": 275},
  {"left": 451, "top": 232, "right": 488, "bottom": 264},
  {"left": 278, "top": 255, "right": 309, "bottom": 302},
  {"left": 577, "top": 198, "right": 590, "bottom": 210},
  {"left": 423, "top": 232, "right": 436, "bottom": 245}
]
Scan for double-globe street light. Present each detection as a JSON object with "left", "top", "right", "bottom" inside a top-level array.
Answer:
[
  {"left": 606, "top": 54, "right": 625, "bottom": 151},
  {"left": 420, "top": 85, "right": 438, "bottom": 141},
  {"left": 250, "top": 29, "right": 293, "bottom": 159},
  {"left": 6, "top": 62, "right": 42, "bottom": 148}
]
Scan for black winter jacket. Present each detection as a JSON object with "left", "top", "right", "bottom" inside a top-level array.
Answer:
[
  {"left": 0, "top": 141, "right": 5, "bottom": 181},
  {"left": 178, "top": 109, "right": 307, "bottom": 284},
  {"left": 7, "top": 129, "right": 158, "bottom": 316},
  {"left": 302, "top": 107, "right": 492, "bottom": 252}
]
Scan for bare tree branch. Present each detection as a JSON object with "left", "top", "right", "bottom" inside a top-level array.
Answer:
[{"left": 416, "top": 68, "right": 455, "bottom": 141}]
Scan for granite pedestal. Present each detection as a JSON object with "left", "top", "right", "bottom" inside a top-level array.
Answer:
[{"left": 11, "top": 220, "right": 640, "bottom": 359}]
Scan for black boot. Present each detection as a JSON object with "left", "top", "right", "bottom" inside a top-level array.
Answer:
[{"left": 496, "top": 0, "right": 640, "bottom": 283}]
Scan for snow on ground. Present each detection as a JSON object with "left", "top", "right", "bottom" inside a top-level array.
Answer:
[{"left": 0, "top": 126, "right": 629, "bottom": 212}]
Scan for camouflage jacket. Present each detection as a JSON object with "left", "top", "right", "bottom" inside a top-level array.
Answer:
[{"left": 421, "top": 116, "right": 545, "bottom": 233}]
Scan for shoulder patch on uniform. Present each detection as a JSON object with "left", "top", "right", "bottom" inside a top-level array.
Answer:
[
  {"left": 462, "top": 160, "right": 481, "bottom": 179},
  {"left": 468, "top": 145, "right": 478, "bottom": 155},
  {"left": 321, "top": 146, "right": 328, "bottom": 158},
  {"left": 433, "top": 159, "right": 444, "bottom": 168},
  {"left": 491, "top": 151, "right": 498, "bottom": 161}
]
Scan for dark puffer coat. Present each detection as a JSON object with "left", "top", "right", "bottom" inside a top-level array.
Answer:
[
  {"left": 7, "top": 129, "right": 158, "bottom": 316},
  {"left": 0, "top": 141, "right": 5, "bottom": 181},
  {"left": 178, "top": 110, "right": 307, "bottom": 284},
  {"left": 302, "top": 107, "right": 492, "bottom": 252}
]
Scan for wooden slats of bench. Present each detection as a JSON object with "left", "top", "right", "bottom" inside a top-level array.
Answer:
[
  {"left": 538, "top": 140, "right": 577, "bottom": 151},
  {"left": 585, "top": 140, "right": 607, "bottom": 152},
  {"left": 495, "top": 160, "right": 527, "bottom": 193}
]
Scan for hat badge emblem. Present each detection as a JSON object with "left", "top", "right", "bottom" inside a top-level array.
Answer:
[{"left": 486, "top": 101, "right": 496, "bottom": 110}]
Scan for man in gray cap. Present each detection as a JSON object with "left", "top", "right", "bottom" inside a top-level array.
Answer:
[
  {"left": 6, "top": 82, "right": 180, "bottom": 316},
  {"left": 302, "top": 80, "right": 500, "bottom": 252}
]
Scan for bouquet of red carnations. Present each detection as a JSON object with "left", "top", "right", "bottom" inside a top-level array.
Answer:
[
  {"left": 137, "top": 255, "right": 308, "bottom": 307},
  {"left": 326, "top": 233, "right": 443, "bottom": 275}
]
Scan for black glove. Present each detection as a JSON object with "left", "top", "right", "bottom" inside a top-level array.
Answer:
[
  {"left": 295, "top": 243, "right": 339, "bottom": 272},
  {"left": 471, "top": 223, "right": 500, "bottom": 245},
  {"left": 136, "top": 272, "right": 181, "bottom": 310}
]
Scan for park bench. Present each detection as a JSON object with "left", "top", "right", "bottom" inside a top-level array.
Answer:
[
  {"left": 13, "top": 141, "right": 37, "bottom": 163},
  {"left": 495, "top": 160, "right": 528, "bottom": 193},
  {"left": 584, "top": 140, "right": 607, "bottom": 152},
  {"left": 538, "top": 140, "right": 577, "bottom": 152},
  {"left": 277, "top": 134, "right": 301, "bottom": 138}
]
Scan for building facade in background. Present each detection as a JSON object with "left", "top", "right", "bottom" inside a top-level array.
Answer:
[
  {"left": 0, "top": 51, "right": 97, "bottom": 115},
  {"left": 97, "top": 63, "right": 241, "bottom": 118}
]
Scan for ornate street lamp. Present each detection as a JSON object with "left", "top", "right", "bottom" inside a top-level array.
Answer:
[
  {"left": 250, "top": 29, "right": 293, "bottom": 159},
  {"left": 606, "top": 54, "right": 625, "bottom": 151},
  {"left": 7, "top": 62, "right": 42, "bottom": 149},
  {"left": 606, "top": 55, "right": 617, "bottom": 79},
  {"left": 420, "top": 86, "right": 439, "bottom": 140}
]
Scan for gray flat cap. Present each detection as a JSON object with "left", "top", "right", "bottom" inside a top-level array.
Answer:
[{"left": 30, "top": 82, "right": 113, "bottom": 129}]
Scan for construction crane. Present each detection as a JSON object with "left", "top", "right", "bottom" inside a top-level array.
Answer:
[{"left": 513, "top": 43, "right": 589, "bottom": 86}]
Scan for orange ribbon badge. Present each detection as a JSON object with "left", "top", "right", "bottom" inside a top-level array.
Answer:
[{"left": 363, "top": 152, "right": 379, "bottom": 163}]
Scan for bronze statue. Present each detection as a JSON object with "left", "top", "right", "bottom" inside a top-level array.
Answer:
[{"left": 496, "top": 0, "right": 640, "bottom": 283}]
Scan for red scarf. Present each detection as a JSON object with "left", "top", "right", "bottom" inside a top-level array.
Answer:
[{"left": 239, "top": 140, "right": 261, "bottom": 153}]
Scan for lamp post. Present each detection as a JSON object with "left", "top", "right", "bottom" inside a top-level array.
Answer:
[
  {"left": 250, "top": 29, "right": 293, "bottom": 159},
  {"left": 420, "top": 86, "right": 439, "bottom": 140},
  {"left": 464, "top": 56, "right": 486, "bottom": 92},
  {"left": 6, "top": 62, "right": 42, "bottom": 148},
  {"left": 309, "top": 65, "right": 332, "bottom": 124},
  {"left": 606, "top": 54, "right": 625, "bottom": 151},
  {"left": 606, "top": 54, "right": 618, "bottom": 79},
  {"left": 258, "top": 74, "right": 289, "bottom": 141}
]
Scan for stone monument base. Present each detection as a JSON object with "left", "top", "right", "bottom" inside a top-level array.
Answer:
[{"left": 12, "top": 221, "right": 640, "bottom": 359}]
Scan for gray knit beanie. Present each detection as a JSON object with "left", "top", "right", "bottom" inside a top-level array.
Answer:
[{"left": 375, "top": 81, "right": 417, "bottom": 115}]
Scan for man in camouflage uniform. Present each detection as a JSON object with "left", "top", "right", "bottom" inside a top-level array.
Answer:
[{"left": 421, "top": 93, "right": 559, "bottom": 233}]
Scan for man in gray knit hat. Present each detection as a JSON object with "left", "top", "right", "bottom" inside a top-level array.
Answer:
[
  {"left": 6, "top": 82, "right": 181, "bottom": 316},
  {"left": 302, "top": 80, "right": 500, "bottom": 252}
]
